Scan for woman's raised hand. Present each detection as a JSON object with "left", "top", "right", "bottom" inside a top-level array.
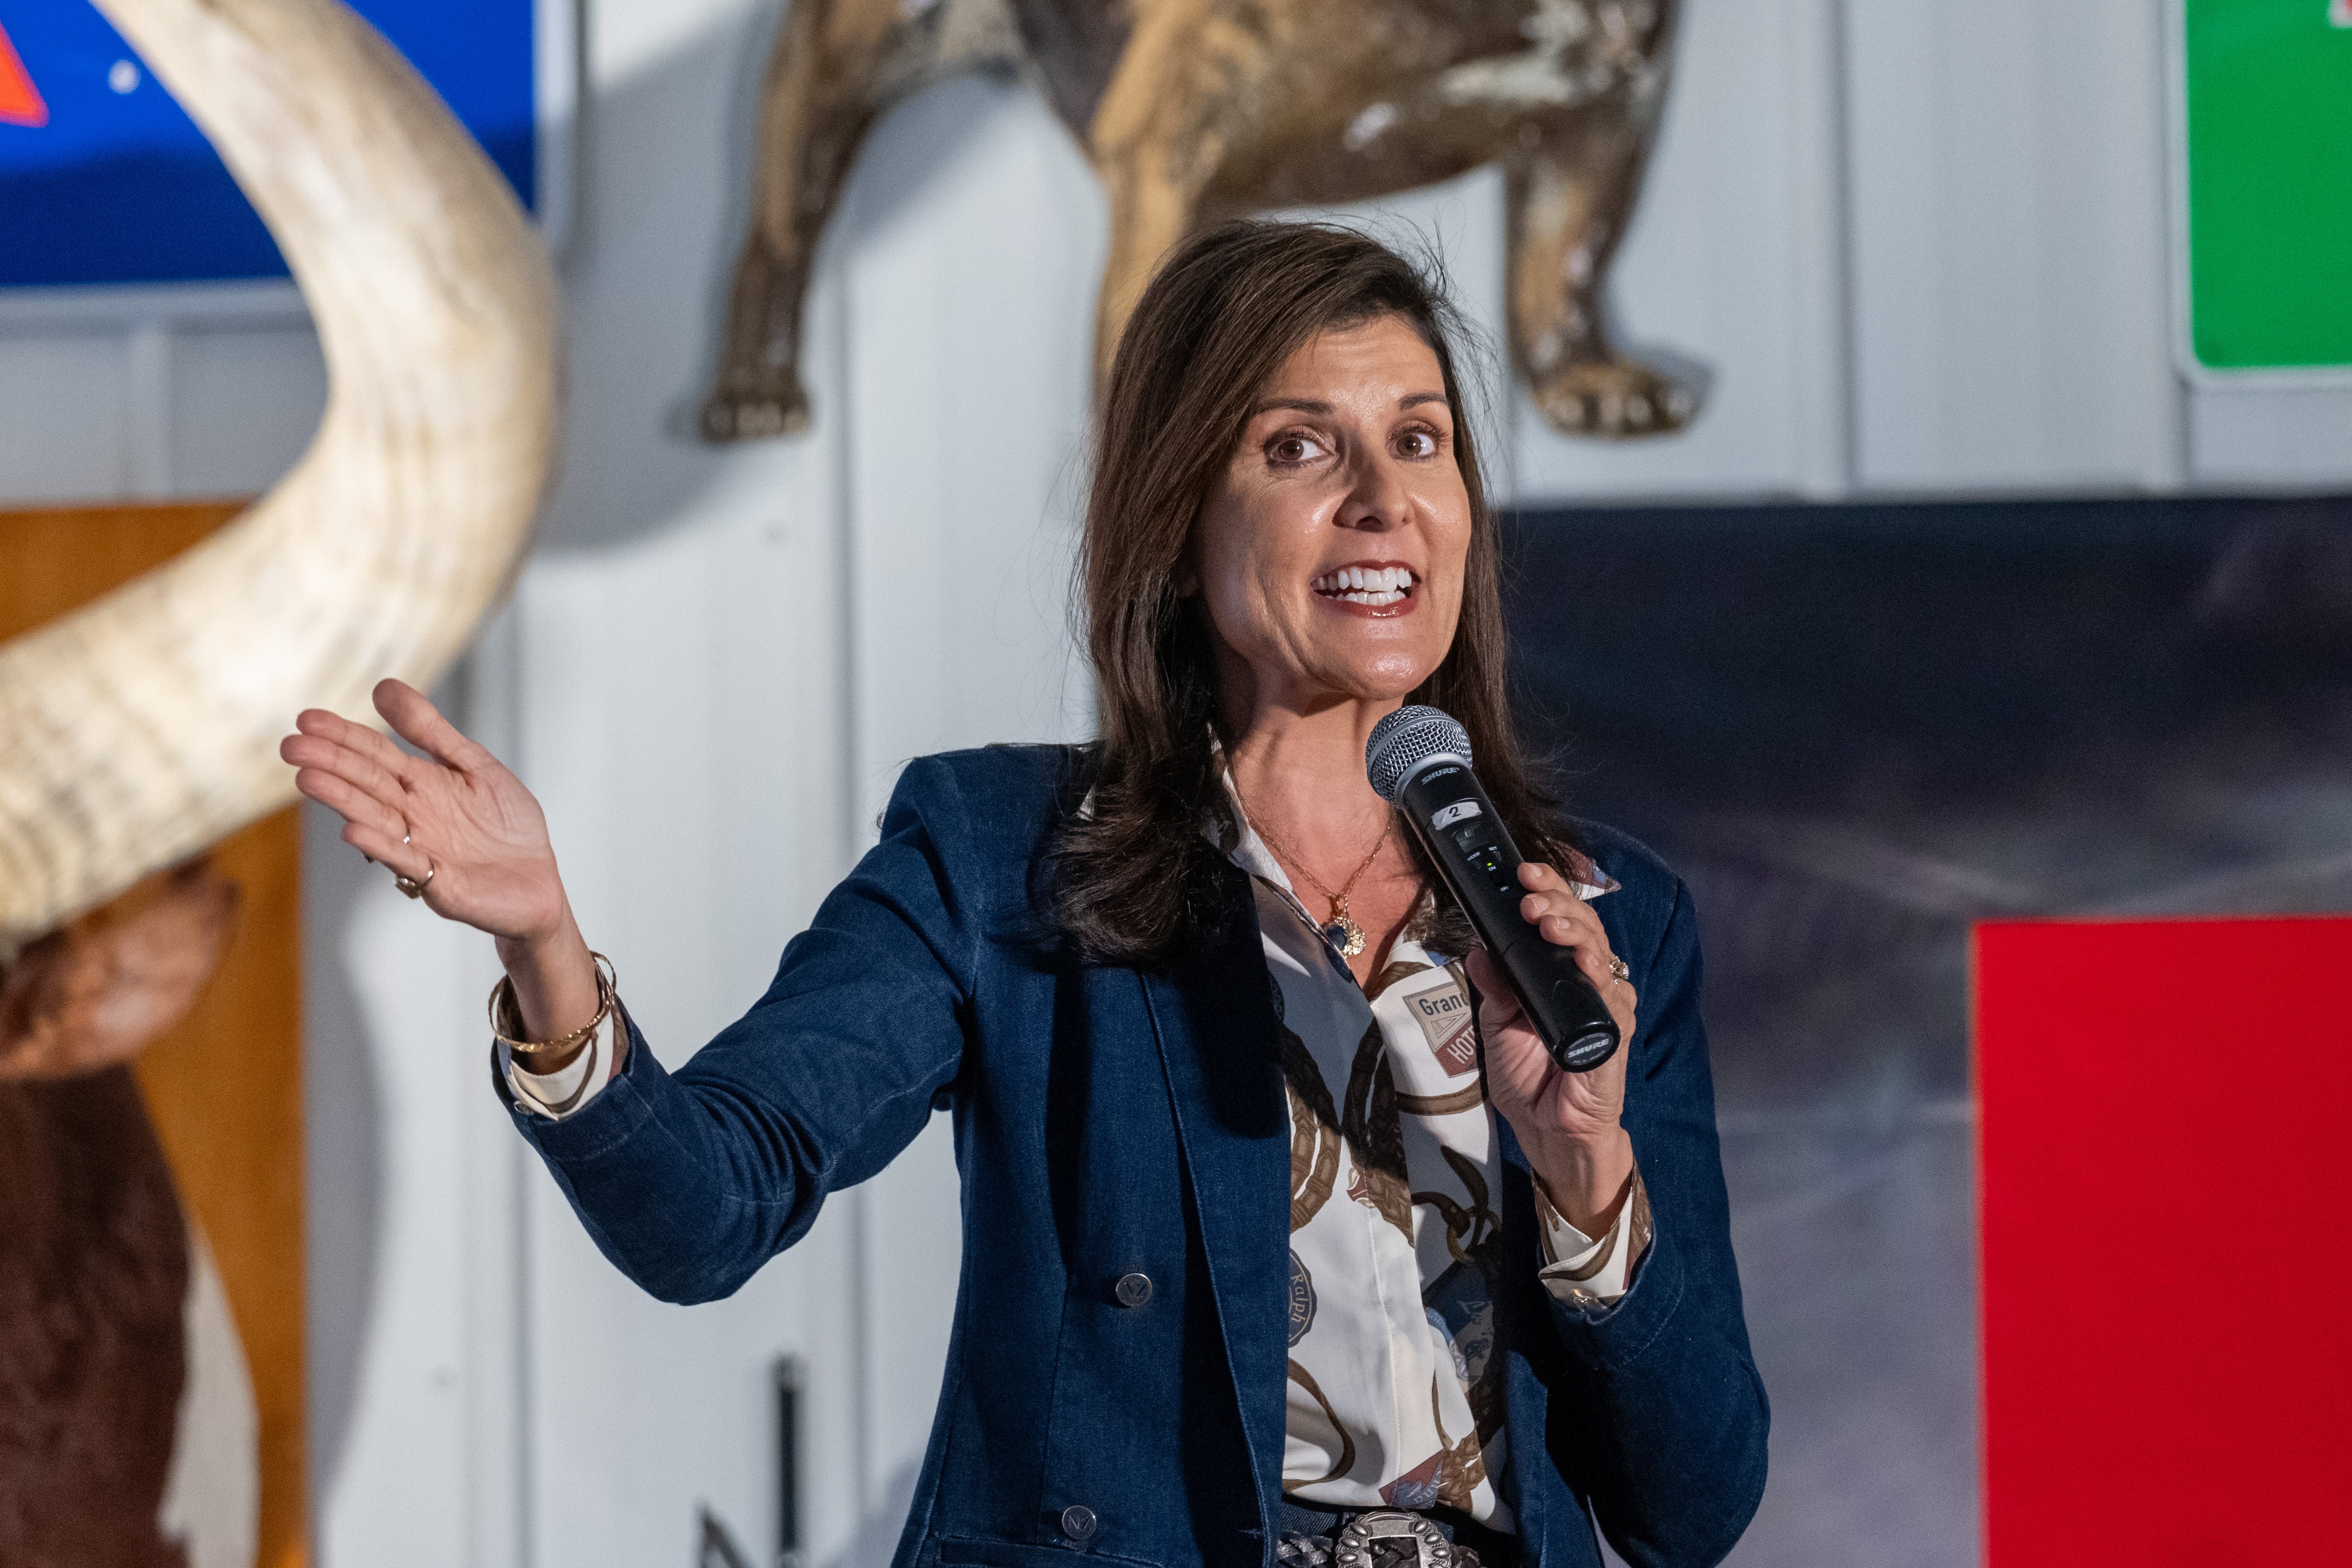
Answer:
[
  {"left": 1467, "top": 859, "right": 1639, "bottom": 1235},
  {"left": 281, "top": 678, "right": 567, "bottom": 945}
]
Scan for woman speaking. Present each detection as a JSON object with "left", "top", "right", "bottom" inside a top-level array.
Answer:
[{"left": 284, "top": 223, "right": 1766, "bottom": 1567}]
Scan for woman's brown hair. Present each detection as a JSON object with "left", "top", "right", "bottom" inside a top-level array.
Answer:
[{"left": 1052, "top": 220, "right": 1577, "bottom": 963}]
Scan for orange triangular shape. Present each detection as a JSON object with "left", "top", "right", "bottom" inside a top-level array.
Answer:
[{"left": 0, "top": 22, "right": 49, "bottom": 129}]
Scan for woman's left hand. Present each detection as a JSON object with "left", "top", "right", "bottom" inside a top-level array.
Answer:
[{"left": 1467, "top": 860, "right": 1638, "bottom": 1234}]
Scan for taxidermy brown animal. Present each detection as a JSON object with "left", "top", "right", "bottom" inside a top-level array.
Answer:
[
  {"left": 702, "top": 0, "right": 1690, "bottom": 442},
  {"left": 0, "top": 866, "right": 237, "bottom": 1568}
]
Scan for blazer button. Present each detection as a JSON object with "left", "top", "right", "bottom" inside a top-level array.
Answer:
[
  {"left": 1114, "top": 1272, "right": 1153, "bottom": 1309},
  {"left": 1060, "top": 1503, "right": 1098, "bottom": 1541}
]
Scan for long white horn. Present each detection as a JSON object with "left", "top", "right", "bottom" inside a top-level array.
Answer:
[{"left": 0, "top": 0, "right": 559, "bottom": 951}]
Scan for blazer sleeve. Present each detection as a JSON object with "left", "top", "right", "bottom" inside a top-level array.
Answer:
[
  {"left": 1547, "top": 875, "right": 1770, "bottom": 1567},
  {"left": 502, "top": 756, "right": 983, "bottom": 1305}
]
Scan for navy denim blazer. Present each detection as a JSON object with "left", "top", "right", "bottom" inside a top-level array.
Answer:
[{"left": 506, "top": 744, "right": 1767, "bottom": 1568}]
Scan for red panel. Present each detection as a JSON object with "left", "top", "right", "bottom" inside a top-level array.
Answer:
[
  {"left": 0, "top": 23, "right": 44, "bottom": 128},
  {"left": 1976, "top": 919, "right": 2352, "bottom": 1566}
]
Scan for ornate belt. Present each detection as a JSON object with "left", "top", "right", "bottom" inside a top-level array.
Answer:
[{"left": 1275, "top": 1510, "right": 1484, "bottom": 1568}]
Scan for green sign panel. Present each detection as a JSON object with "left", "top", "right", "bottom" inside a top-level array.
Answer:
[{"left": 2183, "top": 0, "right": 2352, "bottom": 372}]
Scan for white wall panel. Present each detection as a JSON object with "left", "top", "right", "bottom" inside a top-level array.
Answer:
[
  {"left": 1509, "top": 0, "right": 1852, "bottom": 502},
  {"left": 0, "top": 333, "right": 133, "bottom": 502},
  {"left": 497, "top": 0, "right": 871, "bottom": 1558},
  {"left": 509, "top": 365, "right": 855, "bottom": 1568},
  {"left": 1845, "top": 0, "right": 2185, "bottom": 494},
  {"left": 2188, "top": 385, "right": 2352, "bottom": 491},
  {"left": 170, "top": 325, "right": 328, "bottom": 499},
  {"left": 513, "top": 498, "right": 843, "bottom": 1567},
  {"left": 0, "top": 304, "right": 321, "bottom": 504},
  {"left": 839, "top": 76, "right": 1102, "bottom": 834}
]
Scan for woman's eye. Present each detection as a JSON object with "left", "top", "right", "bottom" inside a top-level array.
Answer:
[
  {"left": 1268, "top": 432, "right": 1328, "bottom": 465},
  {"left": 1396, "top": 428, "right": 1440, "bottom": 458}
]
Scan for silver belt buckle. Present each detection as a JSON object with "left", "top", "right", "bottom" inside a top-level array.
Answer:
[{"left": 1332, "top": 1510, "right": 1453, "bottom": 1568}]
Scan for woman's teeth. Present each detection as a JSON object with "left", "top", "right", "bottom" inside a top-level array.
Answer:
[{"left": 1312, "top": 566, "right": 1416, "bottom": 606}]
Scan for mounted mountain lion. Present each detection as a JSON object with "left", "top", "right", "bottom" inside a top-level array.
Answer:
[{"left": 702, "top": 0, "right": 1691, "bottom": 443}]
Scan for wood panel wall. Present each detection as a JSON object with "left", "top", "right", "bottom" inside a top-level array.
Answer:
[{"left": 0, "top": 501, "right": 306, "bottom": 1568}]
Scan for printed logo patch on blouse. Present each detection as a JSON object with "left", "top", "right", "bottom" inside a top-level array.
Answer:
[
  {"left": 1381, "top": 1453, "right": 1444, "bottom": 1509},
  {"left": 1402, "top": 977, "right": 1477, "bottom": 1075},
  {"left": 1287, "top": 1249, "right": 1317, "bottom": 1346}
]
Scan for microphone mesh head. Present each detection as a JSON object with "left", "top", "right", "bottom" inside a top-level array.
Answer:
[{"left": 1366, "top": 705, "right": 1472, "bottom": 803}]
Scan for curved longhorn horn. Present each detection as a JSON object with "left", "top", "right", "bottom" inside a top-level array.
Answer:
[{"left": 0, "top": 0, "right": 559, "bottom": 953}]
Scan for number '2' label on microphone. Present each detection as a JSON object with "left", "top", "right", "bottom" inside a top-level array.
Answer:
[{"left": 1431, "top": 800, "right": 1482, "bottom": 830}]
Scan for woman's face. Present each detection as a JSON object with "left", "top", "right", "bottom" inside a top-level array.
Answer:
[{"left": 1190, "top": 314, "right": 1473, "bottom": 716}]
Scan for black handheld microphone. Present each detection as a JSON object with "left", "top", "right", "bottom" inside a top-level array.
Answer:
[{"left": 1366, "top": 705, "right": 1620, "bottom": 1073}]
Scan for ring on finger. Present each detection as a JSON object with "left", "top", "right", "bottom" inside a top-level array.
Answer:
[
  {"left": 1607, "top": 956, "right": 1631, "bottom": 985},
  {"left": 392, "top": 859, "right": 436, "bottom": 899}
]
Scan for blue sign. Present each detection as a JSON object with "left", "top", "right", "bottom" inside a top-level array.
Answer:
[{"left": 0, "top": 1, "right": 535, "bottom": 288}]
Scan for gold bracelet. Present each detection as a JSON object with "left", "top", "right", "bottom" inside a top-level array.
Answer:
[{"left": 489, "top": 951, "right": 617, "bottom": 1057}]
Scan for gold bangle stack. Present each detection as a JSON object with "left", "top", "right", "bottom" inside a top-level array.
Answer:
[{"left": 489, "top": 951, "right": 618, "bottom": 1057}]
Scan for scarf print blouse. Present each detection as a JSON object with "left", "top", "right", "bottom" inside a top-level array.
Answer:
[
  {"left": 506, "top": 782, "right": 1653, "bottom": 1528},
  {"left": 1216, "top": 781, "right": 1650, "bottom": 1527}
]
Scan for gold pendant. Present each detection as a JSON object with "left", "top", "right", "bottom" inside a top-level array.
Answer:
[{"left": 1324, "top": 908, "right": 1366, "bottom": 959}]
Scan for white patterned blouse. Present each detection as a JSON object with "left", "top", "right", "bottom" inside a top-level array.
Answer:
[{"left": 1219, "top": 777, "right": 1647, "bottom": 1526}]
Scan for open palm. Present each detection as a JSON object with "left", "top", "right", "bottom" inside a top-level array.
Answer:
[{"left": 280, "top": 678, "right": 568, "bottom": 944}]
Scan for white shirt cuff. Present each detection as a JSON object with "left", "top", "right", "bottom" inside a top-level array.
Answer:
[
  {"left": 1535, "top": 1161, "right": 1648, "bottom": 1309},
  {"left": 502, "top": 1007, "right": 620, "bottom": 1120}
]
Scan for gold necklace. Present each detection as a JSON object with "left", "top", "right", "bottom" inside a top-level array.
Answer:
[{"left": 1240, "top": 793, "right": 1394, "bottom": 959}]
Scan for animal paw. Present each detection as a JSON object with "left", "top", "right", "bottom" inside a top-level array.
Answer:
[{"left": 1530, "top": 359, "right": 1696, "bottom": 439}]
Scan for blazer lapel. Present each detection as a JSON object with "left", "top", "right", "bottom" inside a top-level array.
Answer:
[{"left": 1141, "top": 868, "right": 1290, "bottom": 1544}]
